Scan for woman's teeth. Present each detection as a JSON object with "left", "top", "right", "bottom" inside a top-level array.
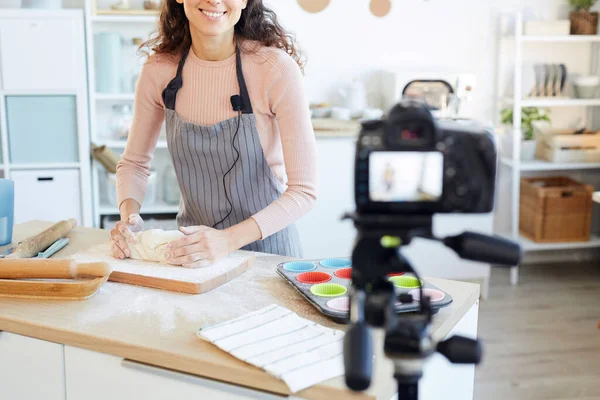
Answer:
[{"left": 201, "top": 10, "right": 225, "bottom": 18}]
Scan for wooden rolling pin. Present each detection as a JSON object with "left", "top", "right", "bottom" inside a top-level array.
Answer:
[
  {"left": 0, "top": 259, "right": 112, "bottom": 279},
  {"left": 6, "top": 219, "right": 77, "bottom": 259}
]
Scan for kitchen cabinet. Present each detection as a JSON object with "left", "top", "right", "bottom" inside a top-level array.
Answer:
[
  {"left": 0, "top": 10, "right": 92, "bottom": 226},
  {"left": 296, "top": 137, "right": 357, "bottom": 259},
  {"left": 12, "top": 169, "right": 82, "bottom": 225},
  {"left": 0, "top": 331, "right": 65, "bottom": 400},
  {"left": 0, "top": 16, "right": 84, "bottom": 91}
]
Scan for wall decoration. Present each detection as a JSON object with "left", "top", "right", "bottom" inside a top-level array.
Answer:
[
  {"left": 298, "top": 0, "right": 394, "bottom": 17},
  {"left": 298, "top": 0, "right": 331, "bottom": 13},
  {"left": 370, "top": 0, "right": 391, "bottom": 17}
]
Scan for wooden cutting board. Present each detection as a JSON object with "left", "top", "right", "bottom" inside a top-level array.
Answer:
[{"left": 71, "top": 244, "right": 255, "bottom": 294}]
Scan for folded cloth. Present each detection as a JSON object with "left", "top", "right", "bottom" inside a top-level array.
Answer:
[{"left": 197, "top": 304, "right": 345, "bottom": 393}]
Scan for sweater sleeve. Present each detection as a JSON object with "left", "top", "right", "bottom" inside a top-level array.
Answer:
[
  {"left": 115, "top": 57, "right": 165, "bottom": 209},
  {"left": 250, "top": 54, "right": 318, "bottom": 239}
]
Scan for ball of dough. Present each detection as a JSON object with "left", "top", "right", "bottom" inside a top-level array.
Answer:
[{"left": 127, "top": 229, "right": 185, "bottom": 263}]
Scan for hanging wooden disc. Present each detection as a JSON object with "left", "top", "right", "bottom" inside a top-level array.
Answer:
[
  {"left": 298, "top": 0, "right": 331, "bottom": 13},
  {"left": 370, "top": 0, "right": 391, "bottom": 17}
]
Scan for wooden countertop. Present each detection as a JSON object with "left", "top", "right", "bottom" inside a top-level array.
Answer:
[{"left": 0, "top": 221, "right": 480, "bottom": 400}]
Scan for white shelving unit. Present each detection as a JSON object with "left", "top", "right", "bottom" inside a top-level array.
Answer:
[
  {"left": 85, "top": 0, "right": 177, "bottom": 228},
  {"left": 495, "top": 12, "right": 600, "bottom": 284},
  {"left": 0, "top": 9, "right": 93, "bottom": 226}
]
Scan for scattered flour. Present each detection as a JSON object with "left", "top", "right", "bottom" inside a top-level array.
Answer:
[{"left": 66, "top": 248, "right": 338, "bottom": 336}]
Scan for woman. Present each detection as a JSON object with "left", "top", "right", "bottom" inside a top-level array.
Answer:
[{"left": 110, "top": 0, "right": 317, "bottom": 267}]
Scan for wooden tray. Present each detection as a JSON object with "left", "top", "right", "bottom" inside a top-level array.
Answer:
[{"left": 0, "top": 259, "right": 111, "bottom": 300}]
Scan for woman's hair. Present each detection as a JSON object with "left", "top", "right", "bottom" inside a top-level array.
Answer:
[{"left": 140, "top": 0, "right": 305, "bottom": 72}]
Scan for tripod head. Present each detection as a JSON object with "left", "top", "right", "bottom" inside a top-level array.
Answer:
[{"left": 341, "top": 212, "right": 521, "bottom": 395}]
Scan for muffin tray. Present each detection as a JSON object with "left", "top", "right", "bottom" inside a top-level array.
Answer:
[{"left": 276, "top": 257, "right": 453, "bottom": 324}]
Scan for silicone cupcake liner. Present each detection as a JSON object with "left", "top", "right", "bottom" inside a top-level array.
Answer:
[
  {"left": 334, "top": 268, "right": 352, "bottom": 279},
  {"left": 320, "top": 258, "right": 352, "bottom": 268},
  {"left": 310, "top": 283, "right": 347, "bottom": 297},
  {"left": 409, "top": 288, "right": 445, "bottom": 303},
  {"left": 296, "top": 271, "right": 332, "bottom": 284},
  {"left": 389, "top": 275, "right": 423, "bottom": 288},
  {"left": 387, "top": 272, "right": 406, "bottom": 277},
  {"left": 283, "top": 261, "right": 316, "bottom": 272},
  {"left": 327, "top": 296, "right": 350, "bottom": 312}
]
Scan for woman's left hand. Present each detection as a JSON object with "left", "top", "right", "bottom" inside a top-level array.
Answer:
[{"left": 166, "top": 225, "right": 236, "bottom": 268}]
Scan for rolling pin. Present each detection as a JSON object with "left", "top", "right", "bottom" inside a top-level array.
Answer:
[
  {"left": 5, "top": 219, "right": 77, "bottom": 259},
  {"left": 0, "top": 259, "right": 112, "bottom": 279}
]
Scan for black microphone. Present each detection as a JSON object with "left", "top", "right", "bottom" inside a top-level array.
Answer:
[{"left": 230, "top": 95, "right": 243, "bottom": 111}]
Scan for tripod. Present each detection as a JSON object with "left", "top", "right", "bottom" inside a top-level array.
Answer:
[{"left": 342, "top": 213, "right": 521, "bottom": 398}]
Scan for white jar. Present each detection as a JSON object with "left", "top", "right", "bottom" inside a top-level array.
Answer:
[
  {"left": 144, "top": 171, "right": 157, "bottom": 206},
  {"left": 107, "top": 173, "right": 118, "bottom": 207},
  {"left": 106, "top": 171, "right": 157, "bottom": 207},
  {"left": 163, "top": 165, "right": 180, "bottom": 205}
]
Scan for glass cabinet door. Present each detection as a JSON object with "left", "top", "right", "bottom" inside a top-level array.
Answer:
[{"left": 6, "top": 95, "right": 79, "bottom": 165}]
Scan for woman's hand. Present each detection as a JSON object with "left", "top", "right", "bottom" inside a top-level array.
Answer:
[
  {"left": 166, "top": 226, "right": 237, "bottom": 268},
  {"left": 110, "top": 214, "right": 144, "bottom": 260}
]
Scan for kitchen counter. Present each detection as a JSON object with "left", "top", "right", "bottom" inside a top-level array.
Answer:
[{"left": 0, "top": 221, "right": 480, "bottom": 400}]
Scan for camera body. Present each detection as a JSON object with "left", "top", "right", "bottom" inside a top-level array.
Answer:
[{"left": 354, "top": 99, "right": 497, "bottom": 215}]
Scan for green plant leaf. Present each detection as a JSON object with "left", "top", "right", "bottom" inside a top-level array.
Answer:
[
  {"left": 500, "top": 106, "right": 551, "bottom": 141},
  {"left": 569, "top": 0, "right": 597, "bottom": 11}
]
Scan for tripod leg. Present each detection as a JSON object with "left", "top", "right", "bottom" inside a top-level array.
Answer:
[{"left": 397, "top": 382, "right": 418, "bottom": 400}]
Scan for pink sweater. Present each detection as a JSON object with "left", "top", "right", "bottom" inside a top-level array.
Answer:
[{"left": 116, "top": 41, "right": 318, "bottom": 239}]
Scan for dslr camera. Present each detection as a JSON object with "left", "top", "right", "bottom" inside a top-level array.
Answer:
[{"left": 354, "top": 99, "right": 497, "bottom": 215}]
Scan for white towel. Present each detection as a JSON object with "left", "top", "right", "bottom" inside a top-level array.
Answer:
[{"left": 197, "top": 304, "right": 345, "bottom": 393}]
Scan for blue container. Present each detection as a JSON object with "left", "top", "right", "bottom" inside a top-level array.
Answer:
[{"left": 0, "top": 179, "right": 15, "bottom": 246}]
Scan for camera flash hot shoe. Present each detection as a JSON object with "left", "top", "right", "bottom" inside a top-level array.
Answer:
[{"left": 340, "top": 213, "right": 521, "bottom": 398}]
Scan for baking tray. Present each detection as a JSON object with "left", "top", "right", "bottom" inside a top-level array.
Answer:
[{"left": 276, "top": 257, "right": 453, "bottom": 324}]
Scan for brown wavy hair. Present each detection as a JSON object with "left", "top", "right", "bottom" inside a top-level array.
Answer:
[{"left": 140, "top": 0, "right": 305, "bottom": 72}]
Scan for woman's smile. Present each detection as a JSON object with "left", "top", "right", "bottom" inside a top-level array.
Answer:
[{"left": 199, "top": 8, "right": 227, "bottom": 21}]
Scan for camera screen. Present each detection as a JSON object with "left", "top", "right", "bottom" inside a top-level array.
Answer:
[{"left": 369, "top": 151, "right": 443, "bottom": 202}]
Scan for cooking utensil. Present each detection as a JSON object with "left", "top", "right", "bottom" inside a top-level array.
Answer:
[
  {"left": 0, "top": 259, "right": 111, "bottom": 300},
  {"left": 560, "top": 64, "right": 568, "bottom": 96},
  {"left": 35, "top": 237, "right": 70, "bottom": 258},
  {"left": 5, "top": 218, "right": 76, "bottom": 259},
  {"left": 0, "top": 247, "right": 14, "bottom": 258}
]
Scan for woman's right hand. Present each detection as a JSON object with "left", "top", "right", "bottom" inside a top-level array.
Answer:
[{"left": 110, "top": 213, "right": 144, "bottom": 259}]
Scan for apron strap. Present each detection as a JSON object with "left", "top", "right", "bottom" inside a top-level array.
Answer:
[
  {"left": 161, "top": 44, "right": 254, "bottom": 114},
  {"left": 161, "top": 46, "right": 190, "bottom": 111},
  {"left": 235, "top": 46, "right": 253, "bottom": 114}
]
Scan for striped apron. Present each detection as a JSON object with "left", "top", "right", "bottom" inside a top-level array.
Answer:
[{"left": 161, "top": 46, "right": 303, "bottom": 257}]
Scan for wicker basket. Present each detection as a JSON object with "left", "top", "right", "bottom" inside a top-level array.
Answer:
[
  {"left": 520, "top": 177, "right": 593, "bottom": 243},
  {"left": 570, "top": 11, "right": 599, "bottom": 35}
]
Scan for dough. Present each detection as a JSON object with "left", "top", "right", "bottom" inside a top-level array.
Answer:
[{"left": 126, "top": 229, "right": 185, "bottom": 263}]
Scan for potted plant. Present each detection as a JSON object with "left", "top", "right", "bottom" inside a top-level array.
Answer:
[
  {"left": 569, "top": 0, "right": 598, "bottom": 35},
  {"left": 501, "top": 107, "right": 551, "bottom": 161}
]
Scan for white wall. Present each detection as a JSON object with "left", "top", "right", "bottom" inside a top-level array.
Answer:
[{"left": 265, "top": 0, "right": 585, "bottom": 122}]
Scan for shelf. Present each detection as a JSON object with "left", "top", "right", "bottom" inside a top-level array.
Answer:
[
  {"left": 521, "top": 35, "right": 600, "bottom": 43},
  {"left": 98, "top": 139, "right": 168, "bottom": 149},
  {"left": 501, "top": 157, "right": 600, "bottom": 171},
  {"left": 95, "top": 93, "right": 135, "bottom": 101},
  {"left": 500, "top": 233, "right": 600, "bottom": 251},
  {"left": 9, "top": 163, "right": 81, "bottom": 170},
  {"left": 91, "top": 14, "right": 158, "bottom": 23},
  {"left": 1, "top": 89, "right": 78, "bottom": 96},
  {"left": 503, "top": 97, "right": 600, "bottom": 107},
  {"left": 520, "top": 234, "right": 600, "bottom": 251},
  {"left": 95, "top": 9, "right": 160, "bottom": 15},
  {"left": 99, "top": 202, "right": 178, "bottom": 215}
]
